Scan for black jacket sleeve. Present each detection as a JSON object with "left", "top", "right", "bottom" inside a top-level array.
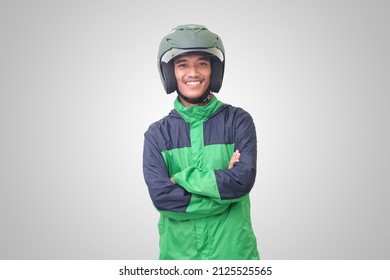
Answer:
[
  {"left": 143, "top": 123, "right": 230, "bottom": 220},
  {"left": 215, "top": 109, "right": 257, "bottom": 200}
]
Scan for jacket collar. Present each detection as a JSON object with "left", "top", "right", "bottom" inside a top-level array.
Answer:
[{"left": 174, "top": 94, "right": 223, "bottom": 123}]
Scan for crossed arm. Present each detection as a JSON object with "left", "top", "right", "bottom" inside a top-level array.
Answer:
[
  {"left": 143, "top": 110, "right": 257, "bottom": 220},
  {"left": 170, "top": 150, "right": 240, "bottom": 184}
]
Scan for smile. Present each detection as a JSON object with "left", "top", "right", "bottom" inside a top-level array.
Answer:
[{"left": 185, "top": 81, "right": 202, "bottom": 86}]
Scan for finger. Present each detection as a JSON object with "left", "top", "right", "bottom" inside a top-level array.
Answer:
[{"left": 234, "top": 150, "right": 240, "bottom": 161}]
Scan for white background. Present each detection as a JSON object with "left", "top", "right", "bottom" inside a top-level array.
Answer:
[{"left": 1, "top": 0, "right": 389, "bottom": 259}]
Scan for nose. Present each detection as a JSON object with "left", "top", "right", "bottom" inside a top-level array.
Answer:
[{"left": 187, "top": 65, "right": 200, "bottom": 77}]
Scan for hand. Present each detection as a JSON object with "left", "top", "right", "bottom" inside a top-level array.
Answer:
[
  {"left": 170, "top": 177, "right": 175, "bottom": 184},
  {"left": 228, "top": 150, "right": 240, "bottom": 169}
]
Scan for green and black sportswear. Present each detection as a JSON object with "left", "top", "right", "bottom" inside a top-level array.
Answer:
[{"left": 143, "top": 95, "right": 259, "bottom": 260}]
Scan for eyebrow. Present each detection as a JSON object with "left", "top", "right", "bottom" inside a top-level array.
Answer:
[{"left": 174, "top": 56, "right": 210, "bottom": 65}]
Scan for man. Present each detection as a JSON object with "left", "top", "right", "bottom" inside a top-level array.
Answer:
[{"left": 143, "top": 24, "right": 259, "bottom": 260}]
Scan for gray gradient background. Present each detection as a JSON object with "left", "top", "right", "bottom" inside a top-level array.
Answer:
[{"left": 1, "top": 0, "right": 389, "bottom": 259}]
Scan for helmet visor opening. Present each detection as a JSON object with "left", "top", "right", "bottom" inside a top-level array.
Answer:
[{"left": 161, "top": 47, "right": 224, "bottom": 64}]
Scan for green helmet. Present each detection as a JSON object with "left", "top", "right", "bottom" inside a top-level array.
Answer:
[{"left": 157, "top": 24, "right": 225, "bottom": 95}]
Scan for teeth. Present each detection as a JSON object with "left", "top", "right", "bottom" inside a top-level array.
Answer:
[{"left": 186, "top": 81, "right": 201, "bottom": 86}]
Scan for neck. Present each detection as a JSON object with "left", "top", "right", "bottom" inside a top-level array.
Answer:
[{"left": 177, "top": 91, "right": 213, "bottom": 107}]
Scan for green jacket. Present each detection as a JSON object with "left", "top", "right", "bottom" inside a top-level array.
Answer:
[{"left": 143, "top": 95, "right": 259, "bottom": 259}]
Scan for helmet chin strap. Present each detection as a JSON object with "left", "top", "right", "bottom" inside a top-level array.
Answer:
[{"left": 176, "top": 89, "right": 212, "bottom": 105}]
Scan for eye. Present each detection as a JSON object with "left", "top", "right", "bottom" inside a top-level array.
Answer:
[
  {"left": 176, "top": 63, "right": 187, "bottom": 68},
  {"left": 198, "top": 61, "right": 210, "bottom": 67}
]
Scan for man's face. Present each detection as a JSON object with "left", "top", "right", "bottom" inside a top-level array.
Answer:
[{"left": 173, "top": 53, "right": 211, "bottom": 100}]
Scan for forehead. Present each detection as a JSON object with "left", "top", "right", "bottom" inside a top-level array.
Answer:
[{"left": 173, "top": 53, "right": 211, "bottom": 63}]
